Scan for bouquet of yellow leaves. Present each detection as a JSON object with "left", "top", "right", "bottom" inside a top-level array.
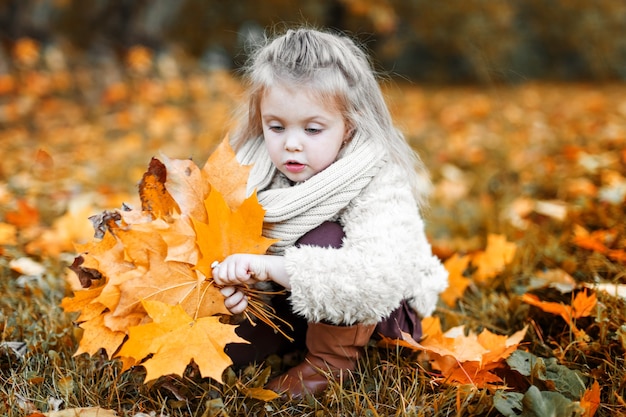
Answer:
[{"left": 62, "top": 138, "right": 282, "bottom": 383}]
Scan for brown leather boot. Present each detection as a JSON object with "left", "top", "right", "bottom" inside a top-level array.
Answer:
[{"left": 265, "top": 321, "right": 375, "bottom": 399}]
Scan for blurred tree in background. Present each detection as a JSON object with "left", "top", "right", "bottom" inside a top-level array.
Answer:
[{"left": 0, "top": 0, "right": 625, "bottom": 83}]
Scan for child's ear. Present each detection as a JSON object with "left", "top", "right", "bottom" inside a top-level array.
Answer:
[{"left": 345, "top": 126, "right": 355, "bottom": 141}]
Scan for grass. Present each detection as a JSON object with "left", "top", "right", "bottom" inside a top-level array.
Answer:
[{"left": 1, "top": 50, "right": 626, "bottom": 415}]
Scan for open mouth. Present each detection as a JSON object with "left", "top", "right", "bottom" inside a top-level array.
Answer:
[{"left": 285, "top": 161, "right": 306, "bottom": 173}]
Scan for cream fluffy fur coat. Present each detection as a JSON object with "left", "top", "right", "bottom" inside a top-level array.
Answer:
[{"left": 271, "top": 161, "right": 449, "bottom": 326}]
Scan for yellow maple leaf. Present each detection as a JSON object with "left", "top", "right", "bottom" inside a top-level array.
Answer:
[
  {"left": 114, "top": 245, "right": 229, "bottom": 321},
  {"left": 73, "top": 314, "right": 126, "bottom": 358},
  {"left": 116, "top": 300, "right": 248, "bottom": 382},
  {"left": 240, "top": 386, "right": 281, "bottom": 402},
  {"left": 203, "top": 136, "right": 252, "bottom": 210},
  {"left": 61, "top": 286, "right": 107, "bottom": 323},
  {"left": 471, "top": 234, "right": 517, "bottom": 285},
  {"left": 440, "top": 254, "right": 471, "bottom": 307},
  {"left": 63, "top": 137, "right": 280, "bottom": 378},
  {"left": 193, "top": 188, "right": 278, "bottom": 279}
]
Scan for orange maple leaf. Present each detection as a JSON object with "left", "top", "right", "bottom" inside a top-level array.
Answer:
[
  {"left": 521, "top": 290, "right": 597, "bottom": 339},
  {"left": 572, "top": 224, "right": 613, "bottom": 253},
  {"left": 114, "top": 242, "right": 229, "bottom": 322},
  {"left": 580, "top": 380, "right": 601, "bottom": 417},
  {"left": 60, "top": 286, "right": 107, "bottom": 323},
  {"left": 572, "top": 224, "right": 626, "bottom": 264},
  {"left": 5, "top": 198, "right": 40, "bottom": 228},
  {"left": 116, "top": 300, "right": 248, "bottom": 382},
  {"left": 380, "top": 316, "right": 527, "bottom": 388}
]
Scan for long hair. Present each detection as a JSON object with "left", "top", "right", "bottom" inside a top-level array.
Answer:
[{"left": 230, "top": 27, "right": 430, "bottom": 207}]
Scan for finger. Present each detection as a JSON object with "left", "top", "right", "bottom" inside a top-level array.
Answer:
[
  {"left": 212, "top": 263, "right": 225, "bottom": 284},
  {"left": 211, "top": 261, "right": 220, "bottom": 280},
  {"left": 219, "top": 286, "right": 236, "bottom": 297},
  {"left": 224, "top": 290, "right": 245, "bottom": 310},
  {"left": 227, "top": 261, "right": 238, "bottom": 283},
  {"left": 228, "top": 295, "right": 249, "bottom": 315},
  {"left": 214, "top": 263, "right": 235, "bottom": 285}
]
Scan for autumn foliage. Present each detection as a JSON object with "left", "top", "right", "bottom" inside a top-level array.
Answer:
[
  {"left": 380, "top": 316, "right": 527, "bottom": 389},
  {"left": 2, "top": 36, "right": 625, "bottom": 416},
  {"left": 61, "top": 139, "right": 276, "bottom": 382}
]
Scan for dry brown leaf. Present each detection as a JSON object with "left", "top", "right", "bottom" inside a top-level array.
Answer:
[
  {"left": 138, "top": 158, "right": 180, "bottom": 219},
  {"left": 161, "top": 154, "right": 210, "bottom": 222}
]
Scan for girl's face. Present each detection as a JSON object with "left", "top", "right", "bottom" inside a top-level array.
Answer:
[{"left": 260, "top": 83, "right": 349, "bottom": 183}]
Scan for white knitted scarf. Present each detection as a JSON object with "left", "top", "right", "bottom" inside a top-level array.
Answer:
[{"left": 237, "top": 135, "right": 386, "bottom": 254}]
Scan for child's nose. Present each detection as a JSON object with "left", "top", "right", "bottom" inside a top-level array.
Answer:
[{"left": 284, "top": 132, "right": 303, "bottom": 151}]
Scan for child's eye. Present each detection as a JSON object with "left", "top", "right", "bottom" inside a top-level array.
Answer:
[
  {"left": 305, "top": 127, "right": 322, "bottom": 134},
  {"left": 269, "top": 125, "right": 284, "bottom": 132}
]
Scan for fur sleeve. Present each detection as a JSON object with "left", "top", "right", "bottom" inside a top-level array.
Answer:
[{"left": 284, "top": 163, "right": 448, "bottom": 325}]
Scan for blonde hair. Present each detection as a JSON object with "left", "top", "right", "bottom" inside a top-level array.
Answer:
[{"left": 230, "top": 27, "right": 430, "bottom": 207}]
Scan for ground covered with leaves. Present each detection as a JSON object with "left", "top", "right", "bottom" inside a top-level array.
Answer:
[{"left": 1, "top": 41, "right": 626, "bottom": 416}]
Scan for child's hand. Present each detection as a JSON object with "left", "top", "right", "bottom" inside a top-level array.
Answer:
[
  {"left": 211, "top": 254, "right": 290, "bottom": 289},
  {"left": 211, "top": 254, "right": 269, "bottom": 285},
  {"left": 211, "top": 254, "right": 290, "bottom": 315}
]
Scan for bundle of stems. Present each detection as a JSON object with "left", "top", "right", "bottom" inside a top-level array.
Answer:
[{"left": 233, "top": 284, "right": 295, "bottom": 342}]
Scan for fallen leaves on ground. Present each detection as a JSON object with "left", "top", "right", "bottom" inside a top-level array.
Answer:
[
  {"left": 1, "top": 40, "right": 625, "bottom": 415},
  {"left": 440, "top": 233, "right": 517, "bottom": 306},
  {"left": 572, "top": 224, "right": 626, "bottom": 264},
  {"left": 27, "top": 407, "right": 118, "bottom": 417},
  {"left": 522, "top": 289, "right": 597, "bottom": 340},
  {"left": 380, "top": 316, "right": 528, "bottom": 389}
]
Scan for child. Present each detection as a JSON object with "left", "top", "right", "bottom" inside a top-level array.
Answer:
[{"left": 211, "top": 27, "right": 448, "bottom": 398}]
